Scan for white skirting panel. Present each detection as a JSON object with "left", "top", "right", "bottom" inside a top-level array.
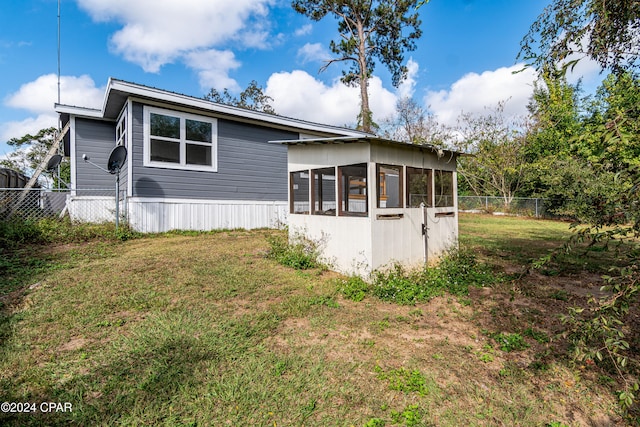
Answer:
[
  {"left": 67, "top": 195, "right": 118, "bottom": 223},
  {"left": 127, "top": 198, "right": 288, "bottom": 233}
]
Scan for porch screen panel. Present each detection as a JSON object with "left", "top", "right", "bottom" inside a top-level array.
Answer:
[
  {"left": 406, "top": 167, "right": 432, "bottom": 207},
  {"left": 339, "top": 163, "right": 367, "bottom": 216},
  {"left": 377, "top": 164, "right": 402, "bottom": 208},
  {"left": 312, "top": 167, "right": 336, "bottom": 215},
  {"left": 290, "top": 171, "right": 310, "bottom": 214},
  {"left": 434, "top": 170, "right": 454, "bottom": 207}
]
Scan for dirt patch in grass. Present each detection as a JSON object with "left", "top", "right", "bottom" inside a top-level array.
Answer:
[{"left": 59, "top": 337, "right": 89, "bottom": 352}]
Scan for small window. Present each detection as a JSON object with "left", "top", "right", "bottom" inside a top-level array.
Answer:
[
  {"left": 406, "top": 167, "right": 432, "bottom": 207},
  {"left": 116, "top": 107, "right": 127, "bottom": 147},
  {"left": 312, "top": 167, "right": 336, "bottom": 215},
  {"left": 290, "top": 171, "right": 310, "bottom": 214},
  {"left": 434, "top": 170, "right": 454, "bottom": 207},
  {"left": 377, "top": 164, "right": 403, "bottom": 208},
  {"left": 339, "top": 163, "right": 367, "bottom": 216}
]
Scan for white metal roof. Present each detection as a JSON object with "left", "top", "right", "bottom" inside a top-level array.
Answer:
[
  {"left": 55, "top": 78, "right": 374, "bottom": 138},
  {"left": 270, "top": 135, "right": 463, "bottom": 157}
]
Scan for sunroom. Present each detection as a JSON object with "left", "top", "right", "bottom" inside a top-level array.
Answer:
[{"left": 275, "top": 136, "right": 460, "bottom": 277}]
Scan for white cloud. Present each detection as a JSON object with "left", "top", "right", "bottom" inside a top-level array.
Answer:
[
  {"left": 183, "top": 49, "right": 241, "bottom": 91},
  {"left": 294, "top": 24, "right": 313, "bottom": 37},
  {"left": 297, "top": 43, "right": 331, "bottom": 65},
  {"left": 5, "top": 74, "right": 103, "bottom": 113},
  {"left": 396, "top": 58, "right": 419, "bottom": 100},
  {"left": 425, "top": 64, "right": 538, "bottom": 127},
  {"left": 77, "top": 0, "right": 274, "bottom": 73},
  {"left": 0, "top": 114, "right": 57, "bottom": 143},
  {"left": 265, "top": 70, "right": 396, "bottom": 128},
  {"left": 1, "top": 74, "right": 103, "bottom": 142}
]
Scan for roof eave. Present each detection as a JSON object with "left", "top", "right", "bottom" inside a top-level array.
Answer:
[
  {"left": 270, "top": 136, "right": 464, "bottom": 157},
  {"left": 54, "top": 104, "right": 104, "bottom": 119},
  {"left": 103, "top": 79, "right": 373, "bottom": 137}
]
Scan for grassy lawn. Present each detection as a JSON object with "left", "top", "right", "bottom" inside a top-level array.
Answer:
[{"left": 0, "top": 214, "right": 636, "bottom": 426}]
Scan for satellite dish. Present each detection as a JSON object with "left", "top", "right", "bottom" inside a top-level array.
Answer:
[
  {"left": 107, "top": 145, "right": 127, "bottom": 175},
  {"left": 46, "top": 154, "right": 63, "bottom": 172}
]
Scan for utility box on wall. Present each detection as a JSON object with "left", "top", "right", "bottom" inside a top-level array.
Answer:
[{"left": 276, "top": 136, "right": 460, "bottom": 278}]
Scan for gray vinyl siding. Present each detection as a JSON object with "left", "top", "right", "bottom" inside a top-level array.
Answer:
[
  {"left": 74, "top": 118, "right": 117, "bottom": 190},
  {"left": 130, "top": 102, "right": 294, "bottom": 200}
]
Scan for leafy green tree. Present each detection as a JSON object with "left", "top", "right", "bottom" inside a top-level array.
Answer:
[
  {"left": 204, "top": 80, "right": 276, "bottom": 114},
  {"left": 1, "top": 127, "right": 69, "bottom": 188},
  {"left": 519, "top": 71, "right": 589, "bottom": 215},
  {"left": 577, "top": 72, "right": 640, "bottom": 171},
  {"left": 520, "top": 0, "right": 640, "bottom": 74},
  {"left": 291, "top": 0, "right": 422, "bottom": 133},
  {"left": 524, "top": 70, "right": 582, "bottom": 161}
]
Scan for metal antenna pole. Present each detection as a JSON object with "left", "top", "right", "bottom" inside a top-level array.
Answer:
[
  {"left": 115, "top": 171, "right": 120, "bottom": 231},
  {"left": 57, "top": 0, "right": 61, "bottom": 106},
  {"left": 57, "top": 0, "right": 62, "bottom": 189}
]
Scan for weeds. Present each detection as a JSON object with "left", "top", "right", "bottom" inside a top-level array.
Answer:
[
  {"left": 369, "top": 249, "right": 498, "bottom": 305},
  {"left": 363, "top": 418, "right": 385, "bottom": 427},
  {"left": 493, "top": 332, "right": 530, "bottom": 352},
  {"left": 265, "top": 233, "right": 323, "bottom": 270},
  {"left": 390, "top": 404, "right": 427, "bottom": 427},
  {"left": 337, "top": 275, "right": 369, "bottom": 301},
  {"left": 374, "top": 366, "right": 433, "bottom": 396},
  {"left": 523, "top": 327, "right": 550, "bottom": 344},
  {"left": 309, "top": 295, "right": 339, "bottom": 308},
  {"left": 0, "top": 217, "right": 139, "bottom": 249}
]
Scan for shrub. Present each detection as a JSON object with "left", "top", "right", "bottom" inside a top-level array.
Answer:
[
  {"left": 0, "top": 218, "right": 43, "bottom": 248},
  {"left": 265, "top": 233, "right": 323, "bottom": 270}
]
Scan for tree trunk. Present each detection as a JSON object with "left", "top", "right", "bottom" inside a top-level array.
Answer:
[{"left": 357, "top": 21, "right": 372, "bottom": 133}]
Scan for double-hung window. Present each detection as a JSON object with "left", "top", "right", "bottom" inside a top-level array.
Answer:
[{"left": 144, "top": 106, "right": 217, "bottom": 171}]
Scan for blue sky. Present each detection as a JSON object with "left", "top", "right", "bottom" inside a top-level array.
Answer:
[{"left": 1, "top": 0, "right": 603, "bottom": 157}]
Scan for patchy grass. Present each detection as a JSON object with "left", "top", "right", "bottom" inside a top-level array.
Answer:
[
  {"left": 0, "top": 216, "right": 637, "bottom": 426},
  {"left": 458, "top": 213, "right": 635, "bottom": 274}
]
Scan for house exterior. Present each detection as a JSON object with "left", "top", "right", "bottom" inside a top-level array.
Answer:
[
  {"left": 55, "top": 78, "right": 371, "bottom": 232},
  {"left": 279, "top": 136, "right": 459, "bottom": 277}
]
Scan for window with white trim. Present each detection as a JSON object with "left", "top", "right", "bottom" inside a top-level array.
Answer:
[
  {"left": 116, "top": 107, "right": 127, "bottom": 147},
  {"left": 144, "top": 106, "right": 217, "bottom": 171}
]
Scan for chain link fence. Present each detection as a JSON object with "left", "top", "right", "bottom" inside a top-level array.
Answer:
[
  {"left": 2, "top": 189, "right": 552, "bottom": 226},
  {"left": 0, "top": 188, "right": 126, "bottom": 224},
  {"left": 458, "top": 196, "right": 550, "bottom": 218}
]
